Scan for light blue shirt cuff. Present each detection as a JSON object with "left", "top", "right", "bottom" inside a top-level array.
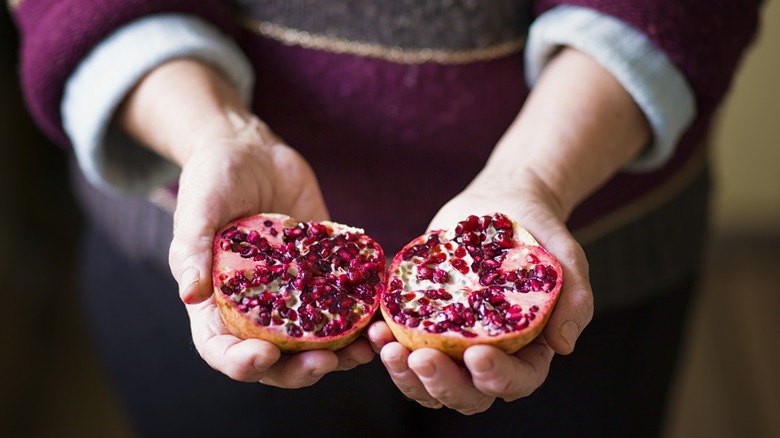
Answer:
[
  {"left": 62, "top": 13, "right": 255, "bottom": 195},
  {"left": 525, "top": 5, "right": 696, "bottom": 172}
]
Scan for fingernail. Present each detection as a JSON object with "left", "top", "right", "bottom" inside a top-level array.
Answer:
[
  {"left": 179, "top": 267, "right": 199, "bottom": 302},
  {"left": 310, "top": 368, "right": 325, "bottom": 379},
  {"left": 560, "top": 320, "right": 579, "bottom": 353},
  {"left": 413, "top": 361, "right": 436, "bottom": 378},
  {"left": 470, "top": 357, "right": 494, "bottom": 374},
  {"left": 384, "top": 354, "right": 406, "bottom": 373}
]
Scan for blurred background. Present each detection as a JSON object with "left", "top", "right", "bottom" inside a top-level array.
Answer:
[{"left": 1, "top": 3, "right": 778, "bottom": 437}]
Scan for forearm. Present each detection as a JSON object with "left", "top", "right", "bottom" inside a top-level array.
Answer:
[
  {"left": 117, "top": 58, "right": 256, "bottom": 167},
  {"left": 483, "top": 47, "right": 651, "bottom": 220}
]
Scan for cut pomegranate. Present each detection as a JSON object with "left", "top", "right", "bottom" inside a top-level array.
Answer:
[
  {"left": 381, "top": 213, "right": 562, "bottom": 360},
  {"left": 212, "top": 213, "right": 385, "bottom": 353}
]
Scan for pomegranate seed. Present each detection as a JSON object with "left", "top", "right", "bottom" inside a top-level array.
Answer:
[
  {"left": 287, "top": 324, "right": 303, "bottom": 337},
  {"left": 480, "top": 271, "right": 499, "bottom": 286},
  {"left": 546, "top": 266, "right": 558, "bottom": 281},
  {"left": 478, "top": 215, "right": 492, "bottom": 231},
  {"left": 512, "top": 317, "right": 529, "bottom": 329},
  {"left": 389, "top": 278, "right": 403, "bottom": 291},
  {"left": 481, "top": 259, "right": 500, "bottom": 271},
  {"left": 461, "top": 232, "right": 480, "bottom": 246},
  {"left": 432, "top": 269, "right": 449, "bottom": 284},
  {"left": 386, "top": 303, "right": 401, "bottom": 316},
  {"left": 427, "top": 252, "right": 447, "bottom": 264},
  {"left": 493, "top": 232, "right": 512, "bottom": 249},
  {"left": 492, "top": 214, "right": 512, "bottom": 230},
  {"left": 417, "top": 266, "right": 433, "bottom": 281},
  {"left": 450, "top": 258, "right": 469, "bottom": 275}
]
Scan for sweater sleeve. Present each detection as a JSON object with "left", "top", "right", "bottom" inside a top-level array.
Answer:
[
  {"left": 532, "top": 1, "right": 760, "bottom": 147},
  {"left": 61, "top": 14, "right": 254, "bottom": 195},
  {"left": 11, "top": 0, "right": 245, "bottom": 148},
  {"left": 525, "top": 6, "right": 696, "bottom": 172}
]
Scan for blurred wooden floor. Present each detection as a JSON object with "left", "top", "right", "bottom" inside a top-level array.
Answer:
[{"left": 663, "top": 233, "right": 780, "bottom": 438}]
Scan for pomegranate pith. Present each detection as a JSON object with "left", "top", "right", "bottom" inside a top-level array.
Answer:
[
  {"left": 381, "top": 213, "right": 562, "bottom": 360},
  {"left": 213, "top": 214, "right": 385, "bottom": 353}
]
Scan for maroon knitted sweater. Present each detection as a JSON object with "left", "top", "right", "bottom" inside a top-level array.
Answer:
[{"left": 10, "top": 0, "right": 761, "bottom": 309}]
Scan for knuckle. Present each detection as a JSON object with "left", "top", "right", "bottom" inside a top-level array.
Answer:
[{"left": 397, "top": 382, "right": 425, "bottom": 398}]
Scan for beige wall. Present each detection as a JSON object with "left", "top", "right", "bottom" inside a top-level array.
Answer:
[
  {"left": 712, "top": 1, "right": 780, "bottom": 235},
  {"left": 665, "top": 5, "right": 780, "bottom": 436}
]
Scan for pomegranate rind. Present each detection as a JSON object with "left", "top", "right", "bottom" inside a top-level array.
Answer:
[
  {"left": 213, "top": 213, "right": 385, "bottom": 353},
  {"left": 381, "top": 213, "right": 562, "bottom": 360}
]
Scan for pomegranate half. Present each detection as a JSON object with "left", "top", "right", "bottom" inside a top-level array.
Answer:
[
  {"left": 212, "top": 213, "right": 385, "bottom": 353},
  {"left": 381, "top": 213, "right": 562, "bottom": 360}
]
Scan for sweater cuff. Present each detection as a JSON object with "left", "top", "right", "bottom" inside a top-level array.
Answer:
[
  {"left": 525, "top": 5, "right": 696, "bottom": 172},
  {"left": 61, "top": 13, "right": 254, "bottom": 195}
]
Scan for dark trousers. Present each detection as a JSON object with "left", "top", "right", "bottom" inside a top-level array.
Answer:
[{"left": 80, "top": 224, "right": 693, "bottom": 438}]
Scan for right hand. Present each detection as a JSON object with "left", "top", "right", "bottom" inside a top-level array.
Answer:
[
  {"left": 175, "top": 119, "right": 374, "bottom": 387},
  {"left": 118, "top": 59, "right": 376, "bottom": 386}
]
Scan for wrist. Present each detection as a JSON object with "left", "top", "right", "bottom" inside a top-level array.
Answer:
[
  {"left": 483, "top": 48, "right": 649, "bottom": 218},
  {"left": 117, "top": 58, "right": 255, "bottom": 166},
  {"left": 467, "top": 165, "right": 570, "bottom": 223}
]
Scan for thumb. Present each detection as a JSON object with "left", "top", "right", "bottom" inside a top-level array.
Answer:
[
  {"left": 169, "top": 201, "right": 221, "bottom": 304},
  {"left": 541, "top": 233, "right": 593, "bottom": 355}
]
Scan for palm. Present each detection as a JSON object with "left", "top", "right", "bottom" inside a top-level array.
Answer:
[
  {"left": 171, "top": 132, "right": 373, "bottom": 386},
  {"left": 370, "top": 179, "right": 593, "bottom": 413}
]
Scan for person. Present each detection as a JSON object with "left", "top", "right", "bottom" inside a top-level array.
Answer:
[{"left": 11, "top": 0, "right": 759, "bottom": 436}]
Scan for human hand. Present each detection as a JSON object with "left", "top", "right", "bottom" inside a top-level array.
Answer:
[
  {"left": 117, "top": 60, "right": 375, "bottom": 385},
  {"left": 367, "top": 47, "right": 649, "bottom": 412},
  {"left": 368, "top": 170, "right": 594, "bottom": 414},
  {"left": 173, "top": 119, "right": 374, "bottom": 385}
]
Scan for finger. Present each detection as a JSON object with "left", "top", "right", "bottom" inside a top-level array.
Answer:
[
  {"left": 407, "top": 348, "right": 494, "bottom": 415},
  {"left": 334, "top": 337, "right": 375, "bottom": 371},
  {"left": 380, "top": 343, "right": 442, "bottom": 409},
  {"left": 465, "top": 341, "right": 554, "bottom": 402},
  {"left": 260, "top": 350, "right": 340, "bottom": 388},
  {"left": 366, "top": 321, "right": 396, "bottom": 353},
  {"left": 169, "top": 155, "right": 242, "bottom": 305},
  {"left": 542, "top": 237, "right": 594, "bottom": 355},
  {"left": 202, "top": 336, "right": 280, "bottom": 382},
  {"left": 169, "top": 175, "right": 222, "bottom": 304},
  {"left": 188, "top": 300, "right": 281, "bottom": 381},
  {"left": 169, "top": 230, "right": 217, "bottom": 304}
]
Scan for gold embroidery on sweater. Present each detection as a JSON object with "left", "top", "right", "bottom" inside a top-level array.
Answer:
[
  {"left": 573, "top": 145, "right": 708, "bottom": 245},
  {"left": 241, "top": 17, "right": 525, "bottom": 64}
]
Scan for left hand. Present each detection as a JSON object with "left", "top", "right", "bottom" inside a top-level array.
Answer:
[
  {"left": 368, "top": 46, "right": 649, "bottom": 413},
  {"left": 368, "top": 170, "right": 594, "bottom": 414}
]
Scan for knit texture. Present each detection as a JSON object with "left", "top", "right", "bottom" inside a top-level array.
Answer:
[
  {"left": 61, "top": 14, "right": 254, "bottom": 195},
  {"left": 12, "top": 0, "right": 242, "bottom": 147},
  {"left": 526, "top": 6, "right": 696, "bottom": 172},
  {"left": 534, "top": 0, "right": 759, "bottom": 122}
]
